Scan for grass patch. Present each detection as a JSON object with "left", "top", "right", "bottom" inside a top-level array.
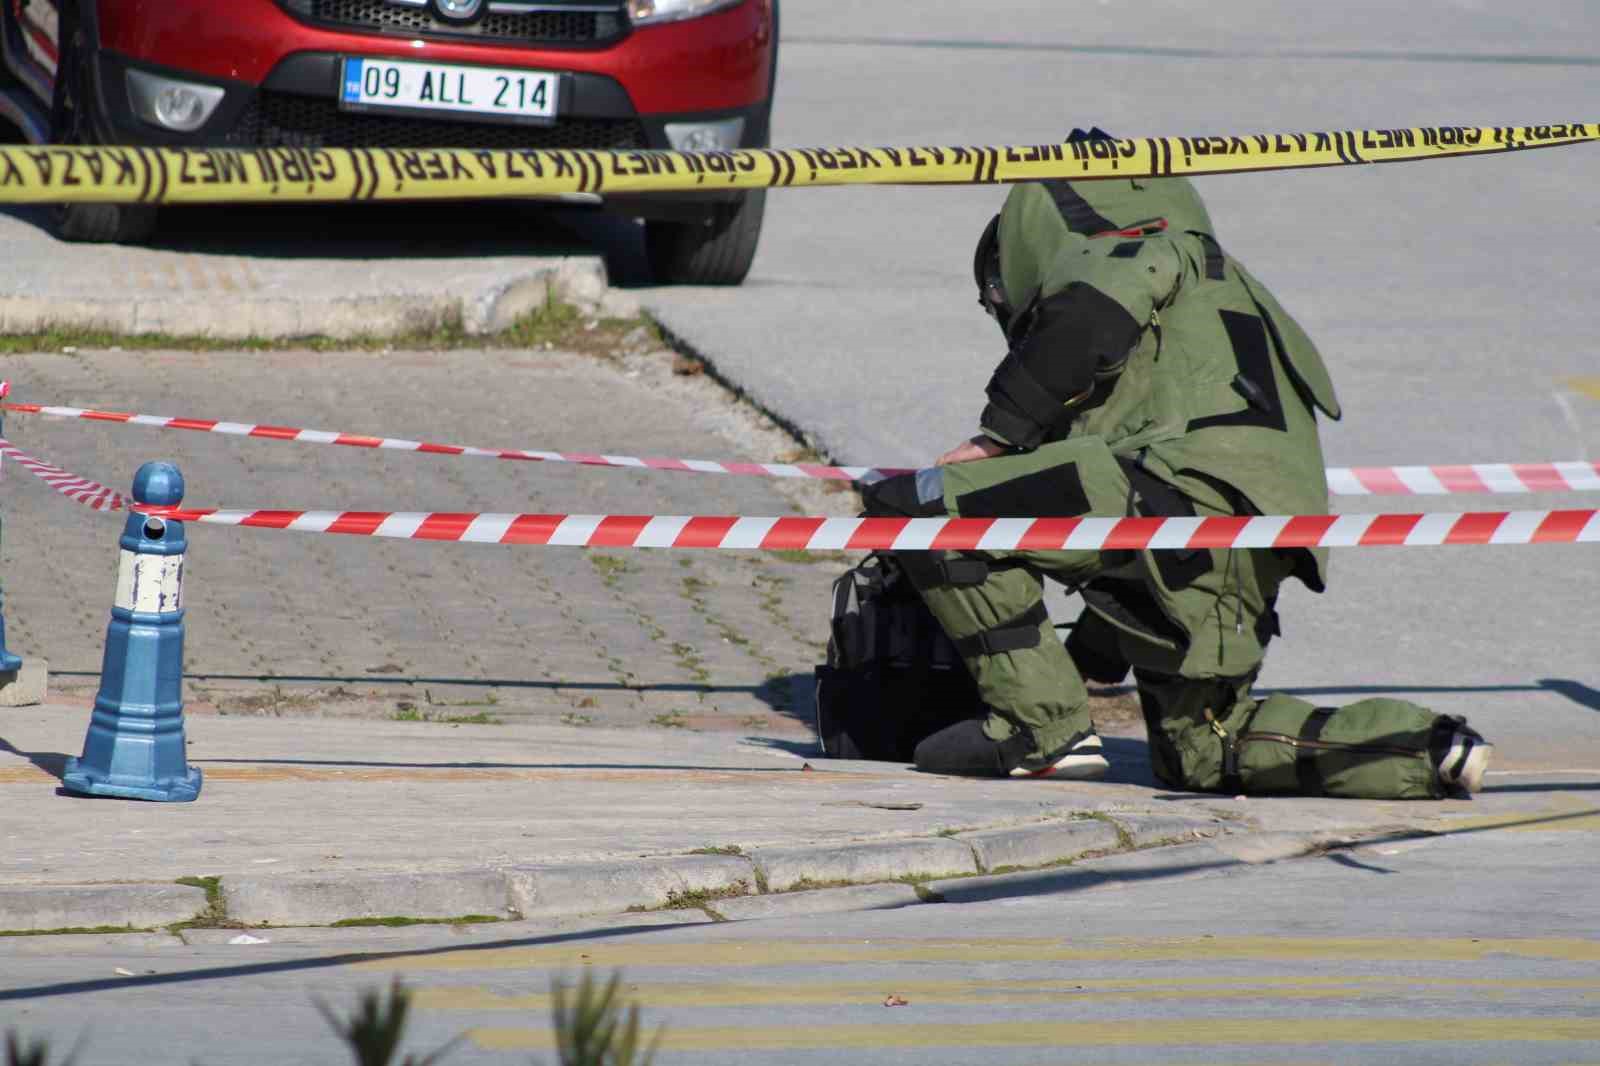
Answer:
[
  {"left": 330, "top": 915, "right": 501, "bottom": 929},
  {"left": 780, "top": 877, "right": 856, "bottom": 894},
  {"left": 0, "top": 925, "right": 138, "bottom": 938},
  {"left": 648, "top": 712, "right": 687, "bottom": 729},
  {"left": 169, "top": 875, "right": 241, "bottom": 931},
  {"left": 391, "top": 705, "right": 502, "bottom": 725},
  {"left": 1084, "top": 811, "right": 1136, "bottom": 851},
  {"left": 767, "top": 549, "right": 850, "bottom": 565},
  {"left": 689, "top": 845, "right": 744, "bottom": 856},
  {"left": 561, "top": 712, "right": 594, "bottom": 727},
  {"left": 223, "top": 686, "right": 321, "bottom": 716},
  {"left": 0, "top": 295, "right": 655, "bottom": 357},
  {"left": 423, "top": 689, "right": 499, "bottom": 709},
  {"left": 624, "top": 882, "right": 751, "bottom": 914},
  {"left": 669, "top": 642, "right": 710, "bottom": 685},
  {"left": 589, "top": 553, "right": 633, "bottom": 588}
]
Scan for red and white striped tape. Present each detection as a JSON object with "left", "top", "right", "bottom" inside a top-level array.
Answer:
[
  {"left": 135, "top": 507, "right": 1600, "bottom": 551},
  {"left": 4, "top": 435, "right": 1596, "bottom": 551},
  {"left": 1327, "top": 462, "right": 1600, "bottom": 496},
  {"left": 0, "top": 399, "right": 891, "bottom": 482},
  {"left": 0, "top": 439, "right": 125, "bottom": 511},
  {"left": 8, "top": 393, "right": 1599, "bottom": 496}
]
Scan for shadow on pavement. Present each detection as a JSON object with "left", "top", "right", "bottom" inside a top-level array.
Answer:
[
  {"left": 0, "top": 198, "right": 657, "bottom": 274},
  {"left": 193, "top": 756, "right": 809, "bottom": 773},
  {"left": 0, "top": 918, "right": 697, "bottom": 1003},
  {"left": 1325, "top": 852, "right": 1398, "bottom": 875},
  {"left": 1535, "top": 679, "right": 1600, "bottom": 713},
  {"left": 1264, "top": 678, "right": 1600, "bottom": 713},
  {"left": 0, "top": 736, "right": 68, "bottom": 782}
]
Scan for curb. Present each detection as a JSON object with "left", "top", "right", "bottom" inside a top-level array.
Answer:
[
  {"left": 0, "top": 658, "right": 47, "bottom": 707},
  {"left": 0, "top": 810, "right": 1273, "bottom": 934},
  {"left": 0, "top": 257, "right": 617, "bottom": 341},
  {"left": 0, "top": 883, "right": 208, "bottom": 933}
]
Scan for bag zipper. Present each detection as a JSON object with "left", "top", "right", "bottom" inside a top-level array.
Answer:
[{"left": 1237, "top": 731, "right": 1425, "bottom": 759}]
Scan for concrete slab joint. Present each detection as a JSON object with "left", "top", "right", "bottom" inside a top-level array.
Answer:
[
  {"left": 954, "top": 818, "right": 1125, "bottom": 874},
  {"left": 748, "top": 838, "right": 979, "bottom": 894},
  {"left": 505, "top": 855, "right": 754, "bottom": 920},
  {"left": 1109, "top": 813, "right": 1231, "bottom": 848}
]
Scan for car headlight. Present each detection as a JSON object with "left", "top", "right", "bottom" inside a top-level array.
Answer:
[
  {"left": 628, "top": 0, "right": 743, "bottom": 26},
  {"left": 664, "top": 117, "right": 745, "bottom": 152},
  {"left": 125, "top": 69, "right": 226, "bottom": 133}
]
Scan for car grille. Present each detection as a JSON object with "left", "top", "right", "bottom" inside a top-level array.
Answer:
[
  {"left": 281, "top": 0, "right": 628, "bottom": 45},
  {"left": 230, "top": 91, "right": 649, "bottom": 150}
]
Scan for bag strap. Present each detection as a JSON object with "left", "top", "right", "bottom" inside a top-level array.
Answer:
[
  {"left": 1295, "top": 707, "right": 1339, "bottom": 795},
  {"left": 951, "top": 601, "right": 1049, "bottom": 658}
]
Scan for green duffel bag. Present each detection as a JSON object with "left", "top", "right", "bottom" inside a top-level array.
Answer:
[{"left": 1233, "top": 692, "right": 1444, "bottom": 799}]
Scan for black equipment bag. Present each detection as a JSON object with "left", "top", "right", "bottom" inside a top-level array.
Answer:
[{"left": 814, "top": 554, "right": 983, "bottom": 761}]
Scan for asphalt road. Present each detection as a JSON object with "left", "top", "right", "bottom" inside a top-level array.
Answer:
[
  {"left": 4, "top": 784, "right": 1596, "bottom": 1064},
  {"left": 637, "top": 0, "right": 1600, "bottom": 767}
]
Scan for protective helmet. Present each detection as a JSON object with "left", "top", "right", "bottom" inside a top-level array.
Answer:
[
  {"left": 973, "top": 128, "right": 1216, "bottom": 328},
  {"left": 1044, "top": 175, "right": 1215, "bottom": 239}
]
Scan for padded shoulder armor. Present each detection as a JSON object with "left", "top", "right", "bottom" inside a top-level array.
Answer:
[
  {"left": 1037, "top": 231, "right": 1181, "bottom": 325},
  {"left": 1233, "top": 266, "right": 1341, "bottom": 421}
]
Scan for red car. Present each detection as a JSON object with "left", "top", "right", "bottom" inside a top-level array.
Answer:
[{"left": 0, "top": 0, "right": 777, "bottom": 283}]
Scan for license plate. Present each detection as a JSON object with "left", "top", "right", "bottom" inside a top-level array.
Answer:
[{"left": 340, "top": 57, "right": 559, "bottom": 123}]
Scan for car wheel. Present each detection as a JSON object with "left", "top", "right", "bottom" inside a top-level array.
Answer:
[
  {"left": 644, "top": 189, "right": 765, "bottom": 286},
  {"left": 51, "top": 12, "right": 157, "bottom": 244}
]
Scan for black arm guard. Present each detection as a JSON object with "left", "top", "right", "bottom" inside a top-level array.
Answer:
[{"left": 980, "top": 283, "right": 1142, "bottom": 449}]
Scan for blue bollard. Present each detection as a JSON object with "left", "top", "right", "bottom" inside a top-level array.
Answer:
[
  {"left": 62, "top": 462, "right": 201, "bottom": 802},
  {"left": 0, "top": 399, "right": 23, "bottom": 674}
]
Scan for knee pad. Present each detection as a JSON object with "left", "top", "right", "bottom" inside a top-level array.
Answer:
[
  {"left": 1065, "top": 608, "right": 1130, "bottom": 685},
  {"left": 914, "top": 718, "right": 1032, "bottom": 776}
]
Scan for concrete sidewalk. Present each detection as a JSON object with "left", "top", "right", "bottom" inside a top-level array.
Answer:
[
  {"left": 0, "top": 201, "right": 619, "bottom": 339},
  {"left": 2, "top": 704, "right": 1580, "bottom": 933}
]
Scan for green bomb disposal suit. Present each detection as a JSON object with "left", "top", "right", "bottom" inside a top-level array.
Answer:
[{"left": 864, "top": 174, "right": 1480, "bottom": 798}]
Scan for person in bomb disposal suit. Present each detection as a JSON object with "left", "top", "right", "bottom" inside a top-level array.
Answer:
[{"left": 862, "top": 163, "right": 1491, "bottom": 798}]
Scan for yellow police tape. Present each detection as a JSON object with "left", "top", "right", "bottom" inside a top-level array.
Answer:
[{"left": 0, "top": 123, "right": 1593, "bottom": 205}]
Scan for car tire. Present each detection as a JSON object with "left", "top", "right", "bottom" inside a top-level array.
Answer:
[
  {"left": 56, "top": 200, "right": 156, "bottom": 243},
  {"left": 644, "top": 189, "right": 765, "bottom": 286},
  {"left": 51, "top": 11, "right": 157, "bottom": 244}
]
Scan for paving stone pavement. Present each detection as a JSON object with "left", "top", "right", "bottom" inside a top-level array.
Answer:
[{"left": 0, "top": 342, "right": 857, "bottom": 738}]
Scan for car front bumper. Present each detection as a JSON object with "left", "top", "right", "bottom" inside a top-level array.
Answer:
[{"left": 80, "top": 0, "right": 775, "bottom": 213}]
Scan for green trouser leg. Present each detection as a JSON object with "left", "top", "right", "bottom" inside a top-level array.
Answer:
[
  {"left": 1135, "top": 674, "right": 1444, "bottom": 799},
  {"left": 902, "top": 437, "right": 1133, "bottom": 760}
]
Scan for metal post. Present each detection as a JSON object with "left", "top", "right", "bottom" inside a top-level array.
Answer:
[
  {"left": 62, "top": 461, "right": 201, "bottom": 802},
  {"left": 0, "top": 388, "right": 23, "bottom": 675},
  {"left": 0, "top": 384, "right": 47, "bottom": 708}
]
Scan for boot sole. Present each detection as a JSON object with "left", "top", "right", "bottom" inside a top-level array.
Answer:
[
  {"left": 1010, "top": 751, "right": 1111, "bottom": 780},
  {"left": 1453, "top": 743, "right": 1493, "bottom": 794}
]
